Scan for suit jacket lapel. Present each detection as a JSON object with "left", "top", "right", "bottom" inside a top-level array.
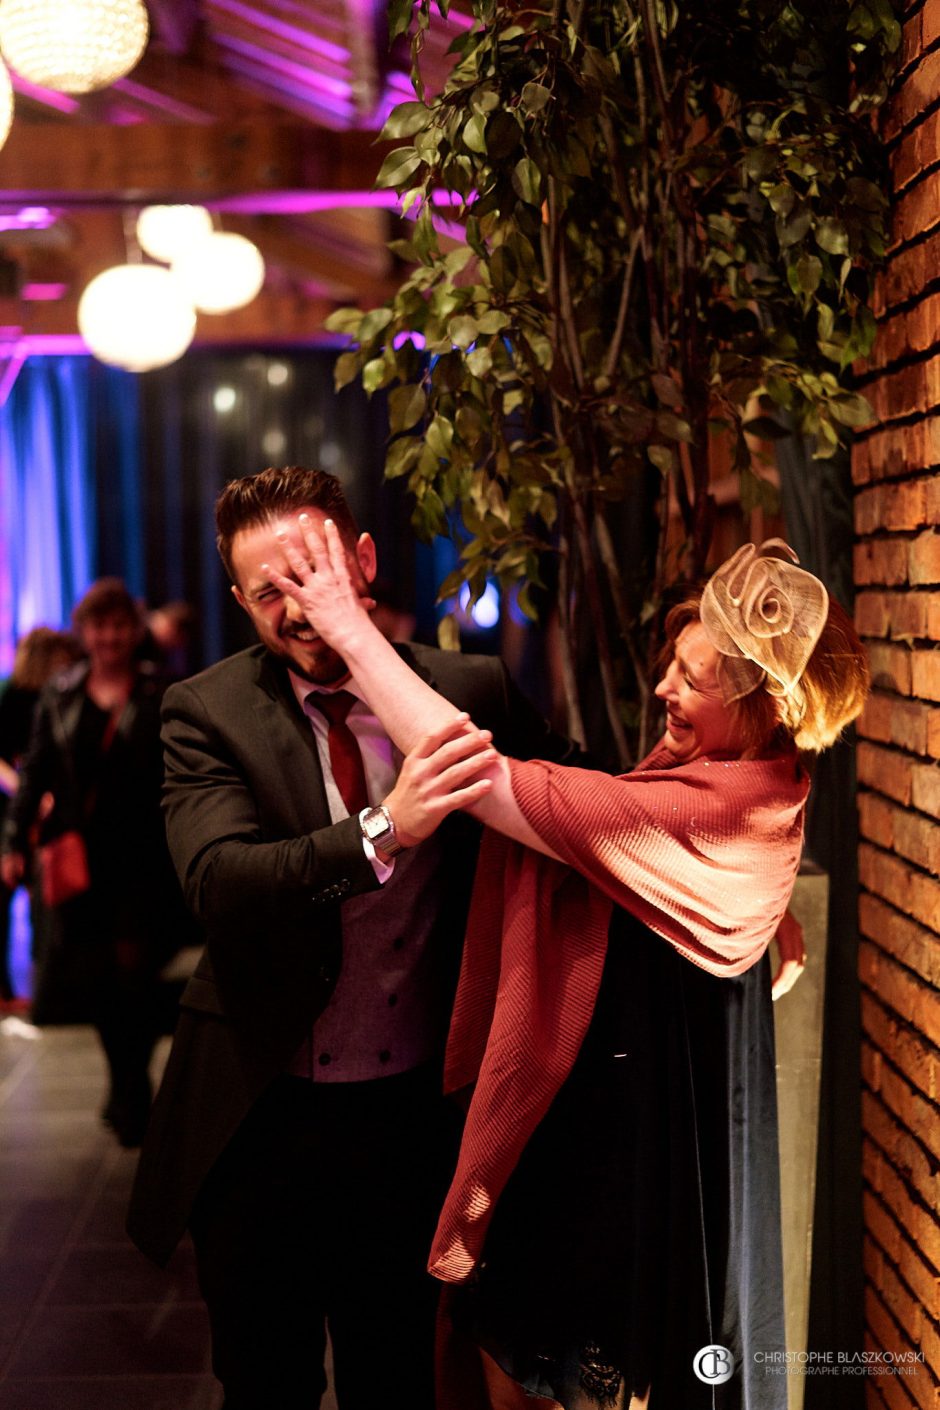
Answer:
[{"left": 254, "top": 652, "right": 331, "bottom": 829}]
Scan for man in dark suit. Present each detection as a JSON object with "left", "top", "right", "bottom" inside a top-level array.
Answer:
[{"left": 127, "top": 466, "right": 578, "bottom": 1410}]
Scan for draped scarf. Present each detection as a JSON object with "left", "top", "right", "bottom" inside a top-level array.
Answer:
[{"left": 428, "top": 740, "right": 809, "bottom": 1283}]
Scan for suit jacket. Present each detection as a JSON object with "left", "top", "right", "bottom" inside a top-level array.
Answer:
[{"left": 127, "top": 641, "right": 578, "bottom": 1265}]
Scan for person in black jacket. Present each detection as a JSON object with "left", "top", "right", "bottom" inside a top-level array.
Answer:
[
  {"left": 127, "top": 466, "right": 581, "bottom": 1410},
  {"left": 1, "top": 581, "right": 182, "bottom": 1146}
]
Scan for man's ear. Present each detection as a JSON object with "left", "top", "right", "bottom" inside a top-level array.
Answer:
[
  {"left": 232, "top": 583, "right": 248, "bottom": 613},
  {"left": 356, "top": 532, "right": 377, "bottom": 585}
]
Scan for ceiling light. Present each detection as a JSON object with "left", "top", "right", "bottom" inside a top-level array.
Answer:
[
  {"left": 0, "top": 0, "right": 149, "bottom": 95},
  {"left": 78, "top": 264, "right": 195, "bottom": 372},
  {"left": 0, "top": 57, "right": 11, "bottom": 153},
  {"left": 171, "top": 232, "right": 266, "bottom": 314},
  {"left": 136, "top": 205, "right": 213, "bottom": 264}
]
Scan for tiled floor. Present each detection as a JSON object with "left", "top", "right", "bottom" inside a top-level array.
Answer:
[{"left": 0, "top": 1020, "right": 221, "bottom": 1410}]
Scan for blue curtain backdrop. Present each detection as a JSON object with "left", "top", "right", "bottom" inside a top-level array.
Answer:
[{"left": 0, "top": 358, "right": 126, "bottom": 671}]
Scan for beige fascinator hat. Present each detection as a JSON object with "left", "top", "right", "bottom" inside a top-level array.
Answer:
[{"left": 700, "top": 539, "right": 829, "bottom": 706}]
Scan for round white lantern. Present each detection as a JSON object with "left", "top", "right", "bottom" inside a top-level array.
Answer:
[
  {"left": 171, "top": 231, "right": 266, "bottom": 314},
  {"left": 78, "top": 264, "right": 196, "bottom": 372},
  {"left": 136, "top": 205, "right": 214, "bottom": 264},
  {"left": 0, "top": 57, "right": 12, "bottom": 153},
  {"left": 0, "top": 0, "right": 149, "bottom": 94}
]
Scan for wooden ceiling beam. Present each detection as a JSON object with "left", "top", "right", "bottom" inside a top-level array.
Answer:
[{"left": 0, "top": 123, "right": 392, "bottom": 202}]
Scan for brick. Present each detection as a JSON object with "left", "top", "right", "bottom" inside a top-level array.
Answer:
[
  {"left": 908, "top": 530, "right": 940, "bottom": 585},
  {"left": 857, "top": 591, "right": 933, "bottom": 642},
  {"left": 896, "top": 173, "right": 940, "bottom": 247},
  {"left": 865, "top": 1258, "right": 940, "bottom": 1408},
  {"left": 859, "top": 939, "right": 940, "bottom": 1049},
  {"left": 866, "top": 641, "right": 914, "bottom": 694},
  {"left": 858, "top": 742, "right": 913, "bottom": 805},
  {"left": 860, "top": 892, "right": 940, "bottom": 989},
  {"left": 926, "top": 593, "right": 940, "bottom": 638},
  {"left": 858, "top": 695, "right": 939, "bottom": 755},
  {"left": 862, "top": 1004, "right": 940, "bottom": 1105},
  {"left": 910, "top": 647, "right": 940, "bottom": 698},
  {"left": 863, "top": 1090, "right": 940, "bottom": 1215},
  {"left": 910, "top": 760, "right": 940, "bottom": 815},
  {"left": 858, "top": 591, "right": 894, "bottom": 637},
  {"left": 859, "top": 841, "right": 940, "bottom": 930},
  {"left": 863, "top": 1191, "right": 940, "bottom": 1317},
  {"left": 893, "top": 808, "right": 940, "bottom": 872},
  {"left": 859, "top": 790, "right": 897, "bottom": 848},
  {"left": 883, "top": 229, "right": 940, "bottom": 312},
  {"left": 885, "top": 48, "right": 940, "bottom": 143},
  {"left": 864, "top": 1138, "right": 940, "bottom": 1265},
  {"left": 855, "top": 540, "right": 910, "bottom": 588}
]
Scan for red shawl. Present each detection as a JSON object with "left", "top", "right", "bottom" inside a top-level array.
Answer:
[{"left": 428, "top": 740, "right": 808, "bottom": 1283}]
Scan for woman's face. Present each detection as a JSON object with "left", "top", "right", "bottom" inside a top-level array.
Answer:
[
  {"left": 655, "top": 621, "right": 748, "bottom": 763},
  {"left": 81, "top": 610, "right": 139, "bottom": 672}
]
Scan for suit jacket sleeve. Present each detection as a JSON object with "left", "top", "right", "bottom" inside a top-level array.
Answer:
[{"left": 161, "top": 677, "right": 379, "bottom": 934}]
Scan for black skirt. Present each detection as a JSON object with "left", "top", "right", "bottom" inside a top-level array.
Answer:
[{"left": 451, "top": 909, "right": 787, "bottom": 1410}]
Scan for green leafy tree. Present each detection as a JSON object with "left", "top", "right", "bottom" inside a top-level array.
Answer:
[{"left": 329, "top": 0, "right": 899, "bottom": 762}]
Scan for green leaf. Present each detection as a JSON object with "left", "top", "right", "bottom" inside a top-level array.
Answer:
[
  {"left": 388, "top": 0, "right": 413, "bottom": 43},
  {"left": 768, "top": 182, "right": 795, "bottom": 217},
  {"left": 465, "top": 215, "right": 486, "bottom": 258},
  {"left": 466, "top": 346, "right": 493, "bottom": 378},
  {"left": 521, "top": 81, "right": 551, "bottom": 113},
  {"left": 741, "top": 414, "right": 790, "bottom": 440},
  {"left": 739, "top": 467, "right": 780, "bottom": 514},
  {"left": 324, "top": 307, "right": 362, "bottom": 336},
  {"left": 648, "top": 445, "right": 675, "bottom": 474},
  {"left": 380, "top": 101, "right": 431, "bottom": 141},
  {"left": 375, "top": 147, "right": 423, "bottom": 190},
  {"left": 385, "top": 435, "right": 421, "bottom": 479},
  {"left": 651, "top": 373, "right": 682, "bottom": 408},
  {"left": 815, "top": 217, "right": 849, "bottom": 255},
  {"left": 777, "top": 204, "right": 812, "bottom": 247},
  {"left": 362, "top": 356, "right": 387, "bottom": 394},
  {"left": 333, "top": 350, "right": 360, "bottom": 390},
  {"left": 744, "top": 146, "right": 777, "bottom": 180},
  {"left": 449, "top": 314, "right": 479, "bottom": 349},
  {"left": 357, "top": 307, "right": 393, "bottom": 344},
  {"left": 488, "top": 244, "right": 519, "bottom": 293},
  {"left": 477, "top": 309, "right": 511, "bottom": 334},
  {"left": 792, "top": 253, "right": 822, "bottom": 295},
  {"left": 437, "top": 614, "right": 461, "bottom": 651},
  {"left": 828, "top": 393, "right": 873, "bottom": 429},
  {"left": 425, "top": 414, "right": 455, "bottom": 458},
  {"left": 464, "top": 113, "right": 487, "bottom": 154},
  {"left": 486, "top": 110, "right": 522, "bottom": 160},
  {"left": 388, "top": 384, "right": 427, "bottom": 432},
  {"left": 511, "top": 157, "right": 542, "bottom": 206}
]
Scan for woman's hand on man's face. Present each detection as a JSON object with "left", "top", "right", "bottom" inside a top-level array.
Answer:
[{"left": 262, "top": 516, "right": 376, "bottom": 653}]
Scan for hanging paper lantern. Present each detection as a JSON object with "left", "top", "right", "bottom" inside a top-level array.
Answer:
[
  {"left": 78, "top": 264, "right": 196, "bottom": 372},
  {"left": 0, "top": 0, "right": 149, "bottom": 95},
  {"left": 0, "top": 56, "right": 12, "bottom": 153},
  {"left": 171, "top": 231, "right": 266, "bottom": 314},
  {"left": 136, "top": 205, "right": 214, "bottom": 265}
]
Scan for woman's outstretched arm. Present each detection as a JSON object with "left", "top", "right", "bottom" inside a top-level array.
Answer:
[{"left": 262, "top": 516, "right": 559, "bottom": 858}]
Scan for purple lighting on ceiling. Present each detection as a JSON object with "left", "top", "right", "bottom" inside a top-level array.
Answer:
[
  {"left": 9, "top": 75, "right": 79, "bottom": 114},
  {"left": 209, "top": 0, "right": 350, "bottom": 66},
  {"left": 0, "top": 207, "right": 57, "bottom": 232},
  {"left": 220, "top": 34, "right": 353, "bottom": 100},
  {"left": 21, "top": 283, "right": 69, "bottom": 302}
]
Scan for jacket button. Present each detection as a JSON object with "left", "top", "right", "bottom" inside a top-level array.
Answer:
[
  {"left": 318, "top": 1052, "right": 331, "bottom": 1066},
  {"left": 378, "top": 1050, "right": 391, "bottom": 1064}
]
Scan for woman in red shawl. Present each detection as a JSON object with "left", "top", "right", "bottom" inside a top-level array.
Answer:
[{"left": 263, "top": 523, "right": 869, "bottom": 1410}]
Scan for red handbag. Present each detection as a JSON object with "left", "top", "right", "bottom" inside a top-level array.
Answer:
[{"left": 39, "top": 829, "right": 91, "bottom": 907}]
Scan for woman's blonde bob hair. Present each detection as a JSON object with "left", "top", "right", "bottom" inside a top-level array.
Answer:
[{"left": 662, "top": 593, "right": 870, "bottom": 753}]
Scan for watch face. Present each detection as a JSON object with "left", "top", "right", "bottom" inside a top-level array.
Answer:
[{"left": 363, "top": 808, "right": 391, "bottom": 840}]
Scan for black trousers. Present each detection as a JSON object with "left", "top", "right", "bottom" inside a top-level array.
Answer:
[{"left": 190, "top": 1066, "right": 462, "bottom": 1410}]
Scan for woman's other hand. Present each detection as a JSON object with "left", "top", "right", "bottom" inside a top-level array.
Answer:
[
  {"left": 771, "top": 908, "right": 806, "bottom": 1001},
  {"left": 382, "top": 717, "right": 498, "bottom": 848},
  {"left": 0, "top": 851, "right": 26, "bottom": 889}
]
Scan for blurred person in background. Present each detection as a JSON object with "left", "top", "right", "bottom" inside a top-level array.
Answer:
[
  {"left": 0, "top": 627, "right": 82, "bottom": 1011},
  {"left": 0, "top": 580, "right": 185, "bottom": 1147}
]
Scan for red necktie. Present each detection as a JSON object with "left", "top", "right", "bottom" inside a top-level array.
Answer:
[{"left": 311, "top": 690, "right": 369, "bottom": 817}]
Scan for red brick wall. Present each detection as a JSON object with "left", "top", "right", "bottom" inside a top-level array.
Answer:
[{"left": 854, "top": 3, "right": 940, "bottom": 1404}]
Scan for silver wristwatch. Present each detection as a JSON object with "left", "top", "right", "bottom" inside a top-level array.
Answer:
[{"left": 360, "top": 804, "right": 405, "bottom": 857}]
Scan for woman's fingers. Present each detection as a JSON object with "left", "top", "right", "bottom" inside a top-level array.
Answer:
[
  {"left": 260, "top": 562, "right": 303, "bottom": 601},
  {"left": 410, "top": 715, "right": 493, "bottom": 759}
]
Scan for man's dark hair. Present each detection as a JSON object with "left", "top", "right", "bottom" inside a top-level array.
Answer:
[{"left": 215, "top": 466, "right": 359, "bottom": 583}]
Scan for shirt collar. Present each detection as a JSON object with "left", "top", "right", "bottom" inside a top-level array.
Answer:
[{"left": 288, "top": 668, "right": 367, "bottom": 715}]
